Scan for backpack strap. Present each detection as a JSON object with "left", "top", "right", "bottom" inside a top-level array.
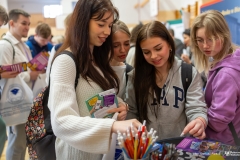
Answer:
[
  {"left": 48, "top": 50, "right": 79, "bottom": 88},
  {"left": 125, "top": 63, "right": 133, "bottom": 86},
  {"left": 181, "top": 61, "right": 192, "bottom": 102},
  {"left": 60, "top": 51, "right": 79, "bottom": 88},
  {"left": 43, "top": 50, "right": 79, "bottom": 131},
  {"left": 229, "top": 122, "right": 240, "bottom": 145},
  {"left": 1, "top": 38, "right": 15, "bottom": 60}
]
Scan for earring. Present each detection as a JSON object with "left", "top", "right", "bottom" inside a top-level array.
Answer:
[{"left": 170, "top": 49, "right": 172, "bottom": 52}]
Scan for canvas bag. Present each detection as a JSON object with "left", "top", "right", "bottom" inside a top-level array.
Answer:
[
  {"left": 32, "top": 73, "right": 47, "bottom": 98},
  {"left": 0, "top": 76, "right": 33, "bottom": 126},
  {"left": 0, "top": 39, "right": 33, "bottom": 126}
]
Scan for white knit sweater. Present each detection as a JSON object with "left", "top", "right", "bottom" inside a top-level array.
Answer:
[{"left": 48, "top": 54, "right": 116, "bottom": 160}]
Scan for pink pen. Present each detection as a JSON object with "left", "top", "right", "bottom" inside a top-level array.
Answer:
[
  {"left": 137, "top": 125, "right": 142, "bottom": 139},
  {"left": 141, "top": 120, "right": 146, "bottom": 133}
]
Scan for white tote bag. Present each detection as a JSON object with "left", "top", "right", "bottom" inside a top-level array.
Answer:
[
  {"left": 0, "top": 75, "right": 33, "bottom": 126},
  {"left": 32, "top": 73, "right": 47, "bottom": 98}
]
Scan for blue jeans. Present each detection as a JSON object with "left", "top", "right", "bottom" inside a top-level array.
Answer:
[
  {"left": 6, "top": 123, "right": 26, "bottom": 160},
  {"left": 0, "top": 117, "right": 7, "bottom": 157}
]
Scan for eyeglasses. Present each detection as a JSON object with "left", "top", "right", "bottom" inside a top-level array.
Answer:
[{"left": 195, "top": 37, "right": 218, "bottom": 46}]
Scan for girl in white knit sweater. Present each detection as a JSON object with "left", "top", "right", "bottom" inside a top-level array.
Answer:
[{"left": 48, "top": 0, "right": 141, "bottom": 159}]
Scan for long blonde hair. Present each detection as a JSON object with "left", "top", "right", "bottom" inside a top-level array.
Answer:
[
  {"left": 191, "top": 10, "right": 235, "bottom": 72},
  {"left": 112, "top": 20, "right": 130, "bottom": 37}
]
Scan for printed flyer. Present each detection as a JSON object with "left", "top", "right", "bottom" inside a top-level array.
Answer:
[
  {"left": 0, "top": 62, "right": 27, "bottom": 73},
  {"left": 27, "top": 51, "right": 49, "bottom": 71},
  {"left": 85, "top": 88, "right": 118, "bottom": 118},
  {"left": 176, "top": 137, "right": 240, "bottom": 156}
]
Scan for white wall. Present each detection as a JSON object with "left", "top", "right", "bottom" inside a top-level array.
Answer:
[
  {"left": 112, "top": 0, "right": 197, "bottom": 24},
  {"left": 158, "top": 0, "right": 197, "bottom": 10},
  {"left": 0, "top": 0, "right": 8, "bottom": 10},
  {"left": 8, "top": 1, "right": 60, "bottom": 14},
  {"left": 12, "top": 0, "right": 197, "bottom": 28},
  {"left": 61, "top": 0, "right": 77, "bottom": 14},
  {"left": 8, "top": 2, "right": 44, "bottom": 13},
  {"left": 112, "top": 0, "right": 153, "bottom": 24},
  {"left": 55, "top": 0, "right": 77, "bottom": 29}
]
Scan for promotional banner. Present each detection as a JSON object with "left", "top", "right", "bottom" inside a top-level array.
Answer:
[{"left": 201, "top": 0, "right": 240, "bottom": 45}]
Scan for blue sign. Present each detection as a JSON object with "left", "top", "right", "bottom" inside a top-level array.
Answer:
[{"left": 201, "top": 0, "right": 240, "bottom": 45}]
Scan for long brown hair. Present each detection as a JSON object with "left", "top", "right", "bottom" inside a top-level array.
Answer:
[
  {"left": 134, "top": 21, "right": 175, "bottom": 123},
  {"left": 54, "top": 0, "right": 119, "bottom": 91}
]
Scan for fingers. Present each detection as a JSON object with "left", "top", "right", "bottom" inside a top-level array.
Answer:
[
  {"left": 40, "top": 70, "right": 46, "bottom": 74},
  {"left": 10, "top": 72, "right": 20, "bottom": 77},
  {"left": 9, "top": 70, "right": 19, "bottom": 74},
  {"left": 182, "top": 119, "right": 205, "bottom": 138},
  {"left": 195, "top": 131, "right": 206, "bottom": 140},
  {"left": 131, "top": 119, "right": 142, "bottom": 133},
  {"left": 1, "top": 71, "right": 19, "bottom": 79},
  {"left": 107, "top": 107, "right": 125, "bottom": 113},
  {"left": 108, "top": 102, "right": 128, "bottom": 114},
  {"left": 117, "top": 113, "right": 127, "bottom": 121},
  {"left": 111, "top": 119, "right": 142, "bottom": 134},
  {"left": 181, "top": 121, "right": 194, "bottom": 135},
  {"left": 191, "top": 126, "right": 204, "bottom": 137},
  {"left": 117, "top": 110, "right": 127, "bottom": 121}
]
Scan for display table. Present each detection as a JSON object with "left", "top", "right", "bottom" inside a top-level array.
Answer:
[{"left": 156, "top": 137, "right": 239, "bottom": 160}]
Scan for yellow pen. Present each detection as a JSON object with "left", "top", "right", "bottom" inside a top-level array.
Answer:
[{"left": 134, "top": 134, "right": 139, "bottom": 160}]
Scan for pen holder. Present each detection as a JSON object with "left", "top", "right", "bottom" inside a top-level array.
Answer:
[{"left": 123, "top": 152, "right": 149, "bottom": 160}]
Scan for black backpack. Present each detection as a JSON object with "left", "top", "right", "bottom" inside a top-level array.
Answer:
[
  {"left": 125, "top": 63, "right": 133, "bottom": 86},
  {"left": 25, "top": 51, "right": 79, "bottom": 160},
  {"left": 181, "top": 61, "right": 193, "bottom": 102}
]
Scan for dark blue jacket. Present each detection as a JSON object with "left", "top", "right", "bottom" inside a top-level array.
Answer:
[{"left": 25, "top": 35, "right": 53, "bottom": 58}]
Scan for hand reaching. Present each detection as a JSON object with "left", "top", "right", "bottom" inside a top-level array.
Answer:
[
  {"left": 181, "top": 117, "right": 206, "bottom": 139},
  {"left": 107, "top": 102, "right": 128, "bottom": 121},
  {"left": 111, "top": 119, "right": 142, "bottom": 134},
  {"left": 181, "top": 54, "right": 191, "bottom": 64},
  {"left": 30, "top": 71, "right": 41, "bottom": 81},
  {"left": 1, "top": 71, "right": 19, "bottom": 79}
]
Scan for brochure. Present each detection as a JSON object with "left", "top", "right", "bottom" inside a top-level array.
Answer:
[
  {"left": 0, "top": 62, "right": 27, "bottom": 73},
  {"left": 85, "top": 88, "right": 118, "bottom": 118},
  {"left": 27, "top": 51, "right": 49, "bottom": 71},
  {"left": 176, "top": 137, "right": 240, "bottom": 156}
]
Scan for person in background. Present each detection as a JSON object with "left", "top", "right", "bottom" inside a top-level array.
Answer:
[
  {"left": 109, "top": 20, "right": 132, "bottom": 100},
  {"left": 0, "top": 5, "right": 19, "bottom": 158},
  {"left": 0, "top": 9, "right": 41, "bottom": 160},
  {"left": 51, "top": 35, "right": 64, "bottom": 45},
  {"left": 48, "top": 0, "right": 141, "bottom": 159},
  {"left": 168, "top": 28, "right": 185, "bottom": 59},
  {"left": 126, "top": 21, "right": 207, "bottom": 140},
  {"left": 25, "top": 23, "right": 53, "bottom": 58},
  {"left": 191, "top": 10, "right": 240, "bottom": 145},
  {"left": 0, "top": 5, "right": 8, "bottom": 27},
  {"left": 126, "top": 22, "right": 143, "bottom": 67},
  {"left": 181, "top": 29, "right": 195, "bottom": 65}
]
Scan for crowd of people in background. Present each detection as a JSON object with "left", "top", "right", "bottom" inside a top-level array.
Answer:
[{"left": 0, "top": 0, "right": 239, "bottom": 160}]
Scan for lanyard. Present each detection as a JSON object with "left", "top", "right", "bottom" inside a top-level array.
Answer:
[
  {"left": 21, "top": 42, "right": 36, "bottom": 89},
  {"left": 21, "top": 43, "right": 31, "bottom": 61}
]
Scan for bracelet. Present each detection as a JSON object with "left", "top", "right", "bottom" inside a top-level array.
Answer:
[{"left": 196, "top": 118, "right": 206, "bottom": 128}]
